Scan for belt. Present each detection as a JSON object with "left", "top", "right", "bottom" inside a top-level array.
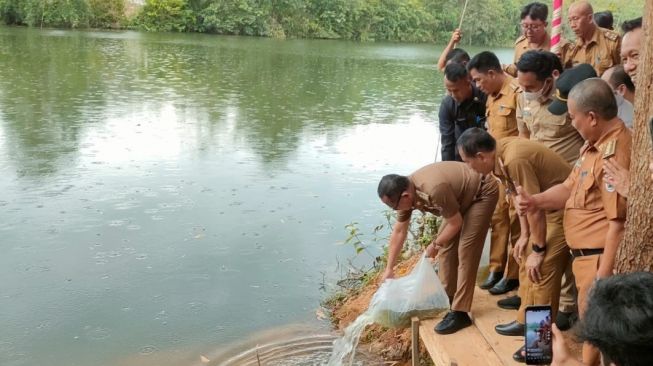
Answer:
[{"left": 570, "top": 248, "right": 604, "bottom": 258}]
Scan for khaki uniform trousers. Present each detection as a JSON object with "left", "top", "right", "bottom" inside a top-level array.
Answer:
[
  {"left": 573, "top": 254, "right": 603, "bottom": 366},
  {"left": 489, "top": 187, "right": 520, "bottom": 279},
  {"left": 559, "top": 254, "right": 578, "bottom": 313},
  {"left": 439, "top": 178, "right": 499, "bottom": 313},
  {"left": 515, "top": 210, "right": 568, "bottom": 324}
]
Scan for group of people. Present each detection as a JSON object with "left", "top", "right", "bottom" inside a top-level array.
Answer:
[{"left": 376, "top": 1, "right": 652, "bottom": 365}]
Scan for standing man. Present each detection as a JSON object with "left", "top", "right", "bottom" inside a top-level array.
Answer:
[
  {"left": 457, "top": 129, "right": 571, "bottom": 363},
  {"left": 377, "top": 162, "right": 498, "bottom": 334},
  {"left": 620, "top": 17, "right": 642, "bottom": 84},
  {"left": 564, "top": 1, "right": 621, "bottom": 76},
  {"left": 439, "top": 62, "right": 487, "bottom": 162},
  {"left": 468, "top": 51, "right": 521, "bottom": 294},
  {"left": 602, "top": 65, "right": 635, "bottom": 129},
  {"left": 515, "top": 52, "right": 588, "bottom": 331},
  {"left": 517, "top": 78, "right": 631, "bottom": 366},
  {"left": 504, "top": 2, "right": 569, "bottom": 76}
]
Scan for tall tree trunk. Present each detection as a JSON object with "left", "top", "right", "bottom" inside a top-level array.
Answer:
[{"left": 615, "top": 1, "right": 653, "bottom": 273}]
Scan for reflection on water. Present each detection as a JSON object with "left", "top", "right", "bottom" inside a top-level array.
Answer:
[{"left": 0, "top": 26, "right": 512, "bottom": 366}]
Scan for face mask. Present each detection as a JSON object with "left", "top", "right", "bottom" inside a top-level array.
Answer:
[{"left": 523, "top": 91, "right": 541, "bottom": 102}]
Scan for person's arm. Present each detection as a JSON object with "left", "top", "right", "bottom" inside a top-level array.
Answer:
[
  {"left": 437, "top": 29, "right": 461, "bottom": 71},
  {"left": 435, "top": 212, "right": 463, "bottom": 245},
  {"left": 439, "top": 100, "right": 456, "bottom": 161},
  {"left": 382, "top": 218, "right": 410, "bottom": 281},
  {"left": 516, "top": 183, "right": 571, "bottom": 215},
  {"left": 524, "top": 208, "right": 546, "bottom": 283},
  {"left": 512, "top": 207, "right": 530, "bottom": 262},
  {"left": 596, "top": 219, "right": 625, "bottom": 279},
  {"left": 551, "top": 324, "right": 585, "bottom": 366}
]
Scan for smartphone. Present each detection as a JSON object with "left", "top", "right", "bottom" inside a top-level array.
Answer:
[{"left": 525, "top": 305, "right": 553, "bottom": 365}]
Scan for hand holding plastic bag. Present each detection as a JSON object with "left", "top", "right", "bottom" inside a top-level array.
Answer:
[{"left": 370, "top": 255, "right": 450, "bottom": 328}]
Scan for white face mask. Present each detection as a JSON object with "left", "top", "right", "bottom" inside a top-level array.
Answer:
[{"left": 523, "top": 90, "right": 541, "bottom": 102}]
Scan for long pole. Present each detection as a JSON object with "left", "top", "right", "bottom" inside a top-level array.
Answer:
[
  {"left": 458, "top": 0, "right": 470, "bottom": 30},
  {"left": 550, "top": 0, "right": 563, "bottom": 54}
]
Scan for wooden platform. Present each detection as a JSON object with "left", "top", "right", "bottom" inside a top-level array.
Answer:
[{"left": 412, "top": 288, "right": 525, "bottom": 366}]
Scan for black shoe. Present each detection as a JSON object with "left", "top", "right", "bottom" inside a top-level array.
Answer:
[
  {"left": 497, "top": 295, "right": 521, "bottom": 310},
  {"left": 513, "top": 346, "right": 525, "bottom": 363},
  {"left": 488, "top": 278, "right": 520, "bottom": 295},
  {"left": 434, "top": 311, "right": 472, "bottom": 335},
  {"left": 479, "top": 271, "right": 503, "bottom": 289},
  {"left": 495, "top": 320, "right": 524, "bottom": 336},
  {"left": 556, "top": 311, "right": 578, "bottom": 331}
]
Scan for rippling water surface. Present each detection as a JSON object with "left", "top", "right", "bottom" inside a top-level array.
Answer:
[{"left": 0, "top": 27, "right": 511, "bottom": 366}]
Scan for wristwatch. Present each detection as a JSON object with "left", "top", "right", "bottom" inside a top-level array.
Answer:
[{"left": 532, "top": 243, "right": 546, "bottom": 254}]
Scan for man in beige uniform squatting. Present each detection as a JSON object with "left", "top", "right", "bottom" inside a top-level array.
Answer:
[
  {"left": 517, "top": 78, "right": 631, "bottom": 366},
  {"left": 378, "top": 161, "right": 498, "bottom": 334}
]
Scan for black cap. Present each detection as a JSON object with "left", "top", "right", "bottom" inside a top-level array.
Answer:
[{"left": 548, "top": 64, "right": 598, "bottom": 115}]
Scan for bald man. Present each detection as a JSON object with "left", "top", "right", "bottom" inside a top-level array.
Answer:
[
  {"left": 564, "top": 1, "right": 621, "bottom": 76},
  {"left": 517, "top": 78, "right": 631, "bottom": 366}
]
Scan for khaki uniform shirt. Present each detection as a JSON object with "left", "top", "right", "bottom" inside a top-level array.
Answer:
[
  {"left": 562, "top": 122, "right": 631, "bottom": 249},
  {"left": 486, "top": 76, "right": 521, "bottom": 140},
  {"left": 504, "top": 34, "right": 570, "bottom": 77},
  {"left": 493, "top": 137, "right": 571, "bottom": 197},
  {"left": 517, "top": 93, "right": 585, "bottom": 165},
  {"left": 397, "top": 162, "right": 482, "bottom": 222},
  {"left": 564, "top": 26, "right": 621, "bottom": 76}
]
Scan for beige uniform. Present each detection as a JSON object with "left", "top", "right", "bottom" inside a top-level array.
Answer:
[
  {"left": 564, "top": 26, "right": 621, "bottom": 76},
  {"left": 397, "top": 162, "right": 499, "bottom": 312},
  {"left": 486, "top": 76, "right": 521, "bottom": 279},
  {"left": 493, "top": 137, "right": 571, "bottom": 324},
  {"left": 517, "top": 93, "right": 585, "bottom": 313},
  {"left": 505, "top": 34, "right": 570, "bottom": 77},
  {"left": 562, "top": 122, "right": 631, "bottom": 365}
]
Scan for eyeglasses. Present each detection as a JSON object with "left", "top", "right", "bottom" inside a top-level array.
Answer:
[{"left": 520, "top": 23, "right": 544, "bottom": 31}]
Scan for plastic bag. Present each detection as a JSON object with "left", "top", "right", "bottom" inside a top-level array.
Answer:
[{"left": 369, "top": 255, "right": 450, "bottom": 328}]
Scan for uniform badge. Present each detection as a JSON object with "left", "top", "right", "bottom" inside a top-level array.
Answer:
[
  {"left": 602, "top": 140, "right": 616, "bottom": 159},
  {"left": 605, "top": 182, "right": 616, "bottom": 192}
]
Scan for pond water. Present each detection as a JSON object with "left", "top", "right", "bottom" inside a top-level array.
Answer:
[{"left": 0, "top": 27, "right": 511, "bottom": 366}]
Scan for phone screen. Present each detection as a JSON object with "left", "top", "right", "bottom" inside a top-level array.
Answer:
[{"left": 525, "top": 305, "right": 553, "bottom": 365}]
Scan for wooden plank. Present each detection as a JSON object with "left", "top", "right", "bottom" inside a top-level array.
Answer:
[
  {"left": 419, "top": 316, "right": 503, "bottom": 366},
  {"left": 411, "top": 317, "right": 420, "bottom": 366},
  {"left": 471, "top": 290, "right": 525, "bottom": 366}
]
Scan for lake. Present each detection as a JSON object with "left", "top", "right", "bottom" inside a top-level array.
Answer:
[{"left": 0, "top": 27, "right": 512, "bottom": 366}]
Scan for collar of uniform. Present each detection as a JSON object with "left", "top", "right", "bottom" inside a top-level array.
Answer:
[
  {"left": 533, "top": 33, "right": 551, "bottom": 50},
  {"left": 493, "top": 76, "right": 515, "bottom": 100},
  {"left": 456, "top": 82, "right": 484, "bottom": 108},
  {"left": 590, "top": 120, "right": 626, "bottom": 149},
  {"left": 414, "top": 188, "right": 430, "bottom": 208},
  {"left": 576, "top": 25, "right": 600, "bottom": 47}
]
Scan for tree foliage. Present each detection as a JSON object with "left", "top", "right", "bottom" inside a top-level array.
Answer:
[{"left": 0, "top": 0, "right": 646, "bottom": 45}]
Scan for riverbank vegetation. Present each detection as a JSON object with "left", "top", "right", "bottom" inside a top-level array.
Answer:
[{"left": 0, "top": 0, "right": 645, "bottom": 45}]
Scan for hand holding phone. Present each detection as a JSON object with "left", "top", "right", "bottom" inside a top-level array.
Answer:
[{"left": 525, "top": 305, "right": 552, "bottom": 365}]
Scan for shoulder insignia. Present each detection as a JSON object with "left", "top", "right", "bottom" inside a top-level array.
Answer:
[
  {"left": 416, "top": 190, "right": 430, "bottom": 203},
  {"left": 601, "top": 139, "right": 617, "bottom": 159},
  {"left": 603, "top": 29, "right": 619, "bottom": 42}
]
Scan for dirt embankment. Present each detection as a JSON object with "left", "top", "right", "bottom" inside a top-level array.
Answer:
[{"left": 328, "top": 254, "right": 434, "bottom": 365}]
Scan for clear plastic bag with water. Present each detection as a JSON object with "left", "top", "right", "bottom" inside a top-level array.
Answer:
[{"left": 369, "top": 255, "right": 450, "bottom": 328}]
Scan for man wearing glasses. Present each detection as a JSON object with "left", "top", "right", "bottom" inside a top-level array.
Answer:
[
  {"left": 504, "top": 2, "right": 569, "bottom": 77},
  {"left": 564, "top": 1, "right": 621, "bottom": 76},
  {"left": 377, "top": 161, "right": 498, "bottom": 334}
]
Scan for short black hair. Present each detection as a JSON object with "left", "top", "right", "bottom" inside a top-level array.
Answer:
[
  {"left": 543, "top": 51, "right": 563, "bottom": 74},
  {"left": 520, "top": 2, "right": 548, "bottom": 22},
  {"left": 516, "top": 50, "right": 554, "bottom": 81},
  {"left": 467, "top": 51, "right": 502, "bottom": 74},
  {"left": 445, "top": 48, "right": 470, "bottom": 65},
  {"left": 377, "top": 174, "right": 409, "bottom": 201},
  {"left": 607, "top": 65, "right": 635, "bottom": 93},
  {"left": 578, "top": 272, "right": 653, "bottom": 366},
  {"left": 621, "top": 17, "right": 642, "bottom": 33},
  {"left": 593, "top": 11, "right": 614, "bottom": 29},
  {"left": 444, "top": 62, "right": 469, "bottom": 82},
  {"left": 456, "top": 127, "right": 496, "bottom": 157}
]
